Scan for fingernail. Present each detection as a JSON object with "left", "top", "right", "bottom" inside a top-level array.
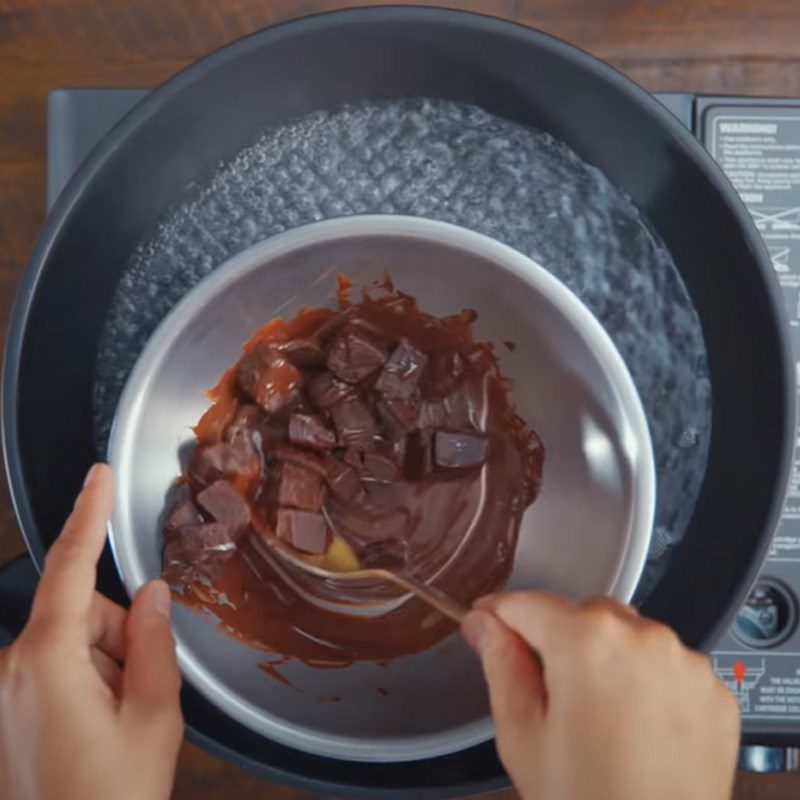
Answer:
[
  {"left": 150, "top": 580, "right": 172, "bottom": 618},
  {"left": 83, "top": 463, "right": 102, "bottom": 488},
  {"left": 462, "top": 610, "right": 494, "bottom": 655}
]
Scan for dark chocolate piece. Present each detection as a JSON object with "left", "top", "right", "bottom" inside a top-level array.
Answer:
[
  {"left": 196, "top": 480, "right": 251, "bottom": 531},
  {"left": 164, "top": 498, "right": 203, "bottom": 532},
  {"left": 375, "top": 338, "right": 428, "bottom": 401},
  {"left": 282, "top": 338, "right": 326, "bottom": 370},
  {"left": 434, "top": 430, "right": 489, "bottom": 469},
  {"left": 308, "top": 371, "right": 352, "bottom": 410},
  {"left": 325, "top": 456, "right": 367, "bottom": 504},
  {"left": 166, "top": 522, "right": 237, "bottom": 553},
  {"left": 275, "top": 509, "right": 330, "bottom": 555},
  {"left": 343, "top": 448, "right": 363, "bottom": 468},
  {"left": 419, "top": 382, "right": 479, "bottom": 430},
  {"left": 272, "top": 444, "right": 327, "bottom": 476},
  {"left": 225, "top": 404, "right": 286, "bottom": 447},
  {"left": 404, "top": 429, "right": 434, "bottom": 480},
  {"left": 376, "top": 397, "right": 419, "bottom": 440},
  {"left": 275, "top": 460, "right": 326, "bottom": 512},
  {"left": 163, "top": 522, "right": 237, "bottom": 582},
  {"left": 330, "top": 397, "right": 376, "bottom": 451},
  {"left": 288, "top": 413, "right": 337, "bottom": 451},
  {"left": 326, "top": 325, "right": 390, "bottom": 383},
  {"left": 224, "top": 404, "right": 262, "bottom": 442},
  {"left": 188, "top": 438, "right": 260, "bottom": 486},
  {"left": 237, "top": 343, "right": 301, "bottom": 413},
  {"left": 362, "top": 443, "right": 401, "bottom": 484},
  {"left": 424, "top": 350, "right": 467, "bottom": 399}
]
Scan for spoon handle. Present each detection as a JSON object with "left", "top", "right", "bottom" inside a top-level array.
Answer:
[{"left": 383, "top": 571, "right": 469, "bottom": 623}]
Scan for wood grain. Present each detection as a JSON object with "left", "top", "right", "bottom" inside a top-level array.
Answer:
[{"left": 2, "top": 1, "right": 800, "bottom": 797}]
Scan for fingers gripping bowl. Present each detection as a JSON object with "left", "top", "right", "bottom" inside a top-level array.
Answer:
[{"left": 108, "top": 215, "right": 655, "bottom": 762}]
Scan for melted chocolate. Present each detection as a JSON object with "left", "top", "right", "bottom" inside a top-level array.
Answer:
[{"left": 164, "top": 277, "right": 543, "bottom": 666}]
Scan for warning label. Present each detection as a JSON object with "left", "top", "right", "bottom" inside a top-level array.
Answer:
[
  {"left": 709, "top": 110, "right": 800, "bottom": 563},
  {"left": 715, "top": 653, "right": 800, "bottom": 719},
  {"left": 710, "top": 116, "right": 800, "bottom": 202},
  {"left": 704, "top": 102, "right": 800, "bottom": 735}
]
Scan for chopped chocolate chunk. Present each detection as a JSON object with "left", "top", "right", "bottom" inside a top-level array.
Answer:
[
  {"left": 272, "top": 444, "right": 327, "bottom": 476},
  {"left": 343, "top": 448, "right": 363, "bottom": 468},
  {"left": 404, "top": 429, "right": 435, "bottom": 480},
  {"left": 274, "top": 459, "right": 326, "bottom": 512},
  {"left": 224, "top": 404, "right": 262, "bottom": 441},
  {"left": 237, "top": 343, "right": 301, "bottom": 413},
  {"left": 281, "top": 338, "right": 326, "bottom": 370},
  {"left": 308, "top": 371, "right": 352, "bottom": 410},
  {"left": 167, "top": 522, "right": 238, "bottom": 553},
  {"left": 434, "top": 430, "right": 489, "bottom": 469},
  {"left": 379, "top": 434, "right": 405, "bottom": 460},
  {"left": 326, "top": 325, "right": 390, "bottom": 383},
  {"left": 288, "top": 413, "right": 337, "bottom": 451},
  {"left": 331, "top": 397, "right": 376, "bottom": 451},
  {"left": 163, "top": 522, "right": 237, "bottom": 582},
  {"left": 423, "top": 350, "right": 466, "bottom": 399},
  {"left": 361, "top": 440, "right": 402, "bottom": 484},
  {"left": 164, "top": 498, "right": 203, "bottom": 532},
  {"left": 262, "top": 414, "right": 291, "bottom": 445},
  {"left": 325, "top": 456, "right": 367, "bottom": 504},
  {"left": 376, "top": 396, "right": 419, "bottom": 440},
  {"left": 375, "top": 338, "right": 428, "bottom": 401},
  {"left": 226, "top": 404, "right": 290, "bottom": 447},
  {"left": 419, "top": 383, "right": 479, "bottom": 430},
  {"left": 196, "top": 480, "right": 251, "bottom": 531},
  {"left": 223, "top": 404, "right": 277, "bottom": 446},
  {"left": 362, "top": 451, "right": 400, "bottom": 484},
  {"left": 188, "top": 438, "right": 260, "bottom": 486},
  {"left": 418, "top": 399, "right": 446, "bottom": 429},
  {"left": 275, "top": 509, "right": 330, "bottom": 555}
]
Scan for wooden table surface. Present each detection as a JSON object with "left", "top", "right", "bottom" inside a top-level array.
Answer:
[{"left": 3, "top": 0, "right": 800, "bottom": 797}]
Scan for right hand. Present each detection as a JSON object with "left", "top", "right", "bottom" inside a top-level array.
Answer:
[{"left": 463, "top": 592, "right": 739, "bottom": 800}]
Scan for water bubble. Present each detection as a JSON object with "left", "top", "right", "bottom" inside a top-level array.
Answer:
[{"left": 676, "top": 428, "right": 699, "bottom": 449}]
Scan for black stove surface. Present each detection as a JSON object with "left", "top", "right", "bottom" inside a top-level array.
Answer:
[{"left": 46, "top": 88, "right": 800, "bottom": 757}]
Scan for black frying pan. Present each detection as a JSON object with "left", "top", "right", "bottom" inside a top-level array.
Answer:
[{"left": 1, "top": 7, "right": 793, "bottom": 798}]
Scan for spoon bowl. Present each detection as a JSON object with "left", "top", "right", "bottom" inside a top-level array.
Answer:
[{"left": 250, "top": 533, "right": 469, "bottom": 622}]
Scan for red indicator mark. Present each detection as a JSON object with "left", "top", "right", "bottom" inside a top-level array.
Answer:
[{"left": 733, "top": 660, "right": 746, "bottom": 687}]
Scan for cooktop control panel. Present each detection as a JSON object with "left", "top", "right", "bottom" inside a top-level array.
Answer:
[
  {"left": 697, "top": 97, "right": 800, "bottom": 750},
  {"left": 47, "top": 89, "right": 800, "bottom": 755}
]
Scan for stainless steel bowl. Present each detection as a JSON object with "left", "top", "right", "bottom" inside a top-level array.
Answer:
[{"left": 108, "top": 215, "right": 655, "bottom": 762}]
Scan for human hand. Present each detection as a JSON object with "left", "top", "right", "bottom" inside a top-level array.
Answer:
[
  {"left": 0, "top": 463, "right": 184, "bottom": 800},
  {"left": 463, "top": 592, "right": 739, "bottom": 800}
]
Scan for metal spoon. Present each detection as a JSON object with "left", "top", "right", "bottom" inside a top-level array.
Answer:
[{"left": 250, "top": 533, "right": 469, "bottom": 623}]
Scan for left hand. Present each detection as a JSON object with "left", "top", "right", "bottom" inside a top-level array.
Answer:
[{"left": 0, "top": 463, "right": 184, "bottom": 800}]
